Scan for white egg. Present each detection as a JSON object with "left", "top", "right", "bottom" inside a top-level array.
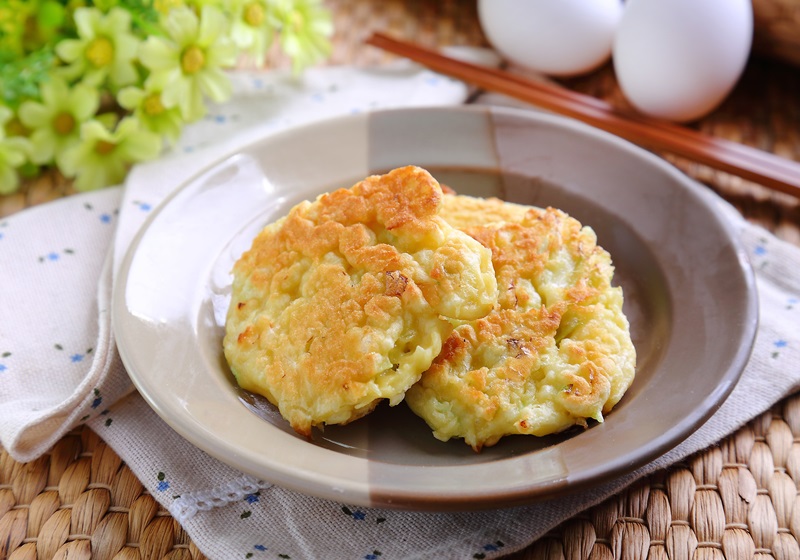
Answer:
[
  {"left": 478, "top": 0, "right": 624, "bottom": 77},
  {"left": 613, "top": 0, "right": 753, "bottom": 122}
]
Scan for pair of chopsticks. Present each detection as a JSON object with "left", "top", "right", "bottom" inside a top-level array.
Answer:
[{"left": 365, "top": 32, "right": 800, "bottom": 200}]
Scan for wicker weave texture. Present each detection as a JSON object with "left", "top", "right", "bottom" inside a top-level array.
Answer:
[
  {"left": 516, "top": 395, "right": 800, "bottom": 560},
  {"left": 753, "top": 0, "right": 800, "bottom": 67},
  {"left": 4, "top": 396, "right": 800, "bottom": 560},
  {"left": 0, "top": 429, "right": 206, "bottom": 560}
]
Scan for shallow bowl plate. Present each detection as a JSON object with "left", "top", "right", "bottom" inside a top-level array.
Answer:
[{"left": 113, "top": 106, "right": 757, "bottom": 510}]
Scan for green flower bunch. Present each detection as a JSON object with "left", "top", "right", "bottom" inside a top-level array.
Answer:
[{"left": 0, "top": 0, "right": 332, "bottom": 193}]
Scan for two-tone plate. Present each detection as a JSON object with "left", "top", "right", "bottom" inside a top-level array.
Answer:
[{"left": 113, "top": 106, "right": 757, "bottom": 510}]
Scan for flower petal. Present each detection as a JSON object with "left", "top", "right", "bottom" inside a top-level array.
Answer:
[
  {"left": 207, "top": 39, "right": 238, "bottom": 68},
  {"left": 105, "top": 7, "right": 132, "bottom": 34},
  {"left": 160, "top": 75, "right": 188, "bottom": 109},
  {"left": 250, "top": 30, "right": 273, "bottom": 62},
  {"left": 73, "top": 7, "right": 99, "bottom": 39},
  {"left": 117, "top": 87, "right": 145, "bottom": 110},
  {"left": 57, "top": 143, "right": 83, "bottom": 176},
  {"left": 231, "top": 21, "right": 253, "bottom": 48},
  {"left": 139, "top": 38, "right": 179, "bottom": 71},
  {"left": 41, "top": 76, "right": 70, "bottom": 108},
  {"left": 164, "top": 7, "right": 199, "bottom": 47},
  {"left": 73, "top": 161, "right": 109, "bottom": 191},
  {"left": 311, "top": 17, "right": 334, "bottom": 36},
  {"left": 110, "top": 60, "right": 138, "bottom": 88},
  {"left": 18, "top": 102, "right": 50, "bottom": 128},
  {"left": 29, "top": 129, "right": 56, "bottom": 164},
  {"left": 107, "top": 158, "right": 128, "bottom": 185},
  {"left": 159, "top": 111, "right": 184, "bottom": 144},
  {"left": 55, "top": 39, "right": 84, "bottom": 63},
  {"left": 69, "top": 85, "right": 101, "bottom": 121},
  {"left": 80, "top": 67, "right": 107, "bottom": 88},
  {"left": 112, "top": 117, "right": 139, "bottom": 138},
  {"left": 0, "top": 139, "right": 27, "bottom": 167},
  {"left": 163, "top": 76, "right": 205, "bottom": 121},
  {"left": 181, "top": 84, "right": 206, "bottom": 122},
  {"left": 6, "top": 136, "right": 30, "bottom": 155},
  {"left": 115, "top": 33, "right": 140, "bottom": 62},
  {"left": 121, "top": 131, "right": 162, "bottom": 162},
  {"left": 197, "top": 67, "right": 232, "bottom": 102},
  {"left": 53, "top": 134, "right": 81, "bottom": 161},
  {"left": 198, "top": 6, "right": 227, "bottom": 45},
  {"left": 0, "top": 164, "right": 20, "bottom": 195},
  {"left": 144, "top": 69, "right": 171, "bottom": 92},
  {"left": 81, "top": 120, "right": 115, "bottom": 143}
]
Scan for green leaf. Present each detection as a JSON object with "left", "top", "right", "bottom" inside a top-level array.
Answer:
[
  {"left": 0, "top": 48, "right": 57, "bottom": 108},
  {"left": 18, "top": 162, "right": 40, "bottom": 178},
  {"left": 117, "top": 0, "right": 162, "bottom": 36},
  {"left": 0, "top": 1, "right": 32, "bottom": 60},
  {"left": 93, "top": 0, "right": 120, "bottom": 11},
  {"left": 38, "top": 2, "right": 66, "bottom": 29}
]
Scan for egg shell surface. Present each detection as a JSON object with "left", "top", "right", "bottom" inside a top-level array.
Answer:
[
  {"left": 613, "top": 0, "right": 753, "bottom": 122},
  {"left": 478, "top": 0, "right": 623, "bottom": 77}
]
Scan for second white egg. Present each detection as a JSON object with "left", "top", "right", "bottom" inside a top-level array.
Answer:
[{"left": 613, "top": 0, "right": 753, "bottom": 122}]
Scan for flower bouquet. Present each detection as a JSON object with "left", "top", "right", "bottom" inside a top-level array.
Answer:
[{"left": 0, "top": 0, "right": 332, "bottom": 194}]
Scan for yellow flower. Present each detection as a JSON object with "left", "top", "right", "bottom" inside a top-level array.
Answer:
[
  {"left": 2, "top": 110, "right": 30, "bottom": 139},
  {"left": 59, "top": 117, "right": 162, "bottom": 191},
  {"left": 0, "top": 138, "right": 28, "bottom": 194},
  {"left": 0, "top": 106, "right": 31, "bottom": 194},
  {"left": 275, "top": 0, "right": 332, "bottom": 73},
  {"left": 138, "top": 6, "right": 237, "bottom": 121},
  {"left": 117, "top": 83, "right": 184, "bottom": 145},
  {"left": 18, "top": 75, "right": 99, "bottom": 168},
  {"left": 55, "top": 7, "right": 139, "bottom": 89},
  {"left": 230, "top": 0, "right": 276, "bottom": 64}
]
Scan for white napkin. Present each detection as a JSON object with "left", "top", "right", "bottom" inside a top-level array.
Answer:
[{"left": 2, "top": 65, "right": 799, "bottom": 560}]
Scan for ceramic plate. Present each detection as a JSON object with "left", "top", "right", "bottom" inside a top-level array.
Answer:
[{"left": 113, "top": 106, "right": 757, "bottom": 510}]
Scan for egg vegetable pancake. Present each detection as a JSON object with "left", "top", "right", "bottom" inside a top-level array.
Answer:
[
  {"left": 223, "top": 167, "right": 498, "bottom": 437},
  {"left": 439, "top": 193, "right": 530, "bottom": 229},
  {"left": 406, "top": 195, "right": 636, "bottom": 451}
]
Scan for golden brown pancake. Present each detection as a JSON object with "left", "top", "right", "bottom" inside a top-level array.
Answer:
[
  {"left": 439, "top": 194, "right": 530, "bottom": 229},
  {"left": 406, "top": 194, "right": 636, "bottom": 451},
  {"left": 223, "top": 168, "right": 498, "bottom": 436}
]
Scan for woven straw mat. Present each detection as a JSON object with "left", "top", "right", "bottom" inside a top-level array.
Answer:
[{"left": 2, "top": 1, "right": 800, "bottom": 559}]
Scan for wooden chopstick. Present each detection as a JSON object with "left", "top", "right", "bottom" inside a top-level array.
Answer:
[{"left": 365, "top": 32, "right": 800, "bottom": 199}]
